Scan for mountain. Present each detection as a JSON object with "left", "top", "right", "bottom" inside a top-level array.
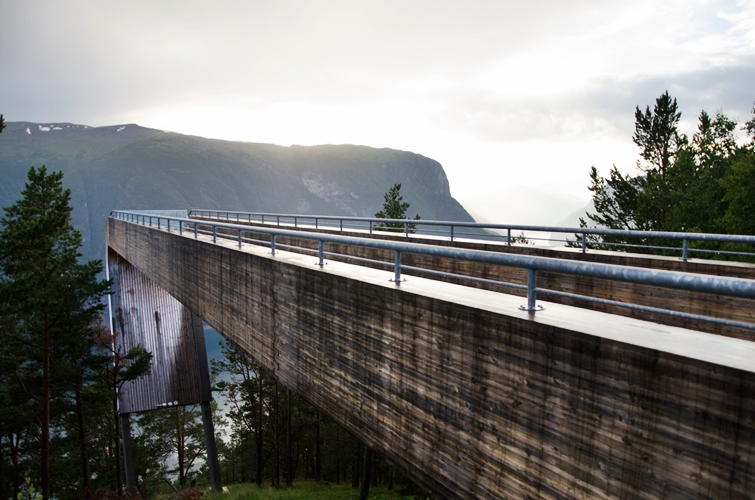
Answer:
[
  {"left": 554, "top": 200, "right": 594, "bottom": 229},
  {"left": 457, "top": 186, "right": 589, "bottom": 245},
  {"left": 0, "top": 122, "right": 475, "bottom": 263}
]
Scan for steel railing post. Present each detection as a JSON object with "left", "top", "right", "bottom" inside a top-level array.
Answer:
[
  {"left": 405, "top": 222, "right": 408, "bottom": 237},
  {"left": 683, "top": 239, "right": 689, "bottom": 262},
  {"left": 295, "top": 216, "right": 298, "bottom": 228},
  {"left": 450, "top": 225, "right": 454, "bottom": 242},
  {"left": 262, "top": 214, "right": 265, "bottom": 224},
  {"left": 340, "top": 219, "right": 343, "bottom": 232},
  {"left": 316, "top": 217, "right": 319, "bottom": 229},
  {"left": 277, "top": 215, "right": 280, "bottom": 226},
  {"left": 582, "top": 233, "right": 587, "bottom": 254},
  {"left": 238, "top": 229, "right": 242, "bottom": 248},
  {"left": 271, "top": 235, "right": 276, "bottom": 255},
  {"left": 527, "top": 269, "right": 537, "bottom": 310},
  {"left": 179, "top": 220, "right": 183, "bottom": 235},
  {"left": 318, "top": 240, "right": 324, "bottom": 267},
  {"left": 394, "top": 251, "right": 401, "bottom": 282},
  {"left": 507, "top": 228, "right": 511, "bottom": 245},
  {"left": 213, "top": 226, "right": 217, "bottom": 243},
  {"left": 369, "top": 221, "right": 373, "bottom": 234},
  {"left": 194, "top": 223, "right": 198, "bottom": 239}
]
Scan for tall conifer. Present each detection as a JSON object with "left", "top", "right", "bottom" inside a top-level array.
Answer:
[{"left": 0, "top": 166, "right": 110, "bottom": 499}]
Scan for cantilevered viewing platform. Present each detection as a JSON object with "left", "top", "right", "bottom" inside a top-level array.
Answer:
[{"left": 108, "top": 210, "right": 755, "bottom": 499}]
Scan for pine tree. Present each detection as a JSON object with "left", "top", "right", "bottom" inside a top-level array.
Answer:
[
  {"left": 0, "top": 167, "right": 110, "bottom": 500},
  {"left": 374, "top": 183, "right": 420, "bottom": 233},
  {"left": 633, "top": 91, "right": 685, "bottom": 180}
]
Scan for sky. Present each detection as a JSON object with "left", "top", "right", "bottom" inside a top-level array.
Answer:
[{"left": 2, "top": 0, "right": 754, "bottom": 205}]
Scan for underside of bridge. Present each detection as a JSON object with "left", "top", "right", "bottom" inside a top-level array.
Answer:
[{"left": 107, "top": 217, "right": 755, "bottom": 499}]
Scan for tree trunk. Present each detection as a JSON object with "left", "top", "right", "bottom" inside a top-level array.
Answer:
[
  {"left": 359, "top": 447, "right": 373, "bottom": 500},
  {"left": 75, "top": 389, "right": 91, "bottom": 497},
  {"left": 285, "top": 389, "right": 292, "bottom": 487},
  {"left": 372, "top": 451, "right": 377, "bottom": 486},
  {"left": 41, "top": 317, "right": 50, "bottom": 500},
  {"left": 351, "top": 441, "right": 361, "bottom": 488},
  {"left": 114, "top": 391, "right": 122, "bottom": 496},
  {"left": 335, "top": 426, "right": 340, "bottom": 484},
  {"left": 272, "top": 382, "right": 279, "bottom": 488},
  {"left": 0, "top": 427, "right": 6, "bottom": 500},
  {"left": 176, "top": 407, "right": 185, "bottom": 487},
  {"left": 315, "top": 415, "right": 322, "bottom": 482},
  {"left": 256, "top": 373, "right": 263, "bottom": 488}
]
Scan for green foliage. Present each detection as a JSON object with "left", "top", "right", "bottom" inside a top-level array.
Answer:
[
  {"left": 133, "top": 405, "right": 207, "bottom": 492},
  {"left": 720, "top": 151, "right": 755, "bottom": 236},
  {"left": 633, "top": 90, "right": 684, "bottom": 177},
  {"left": 745, "top": 102, "right": 755, "bottom": 141},
  {"left": 574, "top": 94, "right": 755, "bottom": 258},
  {"left": 211, "top": 338, "right": 412, "bottom": 493},
  {"left": 510, "top": 232, "right": 531, "bottom": 245},
  {"left": 206, "top": 480, "right": 427, "bottom": 500},
  {"left": 16, "top": 476, "right": 42, "bottom": 500},
  {"left": 374, "top": 184, "right": 420, "bottom": 233}
]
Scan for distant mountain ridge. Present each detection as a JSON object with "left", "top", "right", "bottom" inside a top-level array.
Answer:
[{"left": 0, "top": 121, "right": 474, "bottom": 263}]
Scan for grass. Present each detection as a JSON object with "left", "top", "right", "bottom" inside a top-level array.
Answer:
[{"left": 205, "top": 480, "right": 426, "bottom": 500}]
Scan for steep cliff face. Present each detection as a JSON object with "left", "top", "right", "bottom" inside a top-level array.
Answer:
[{"left": 0, "top": 122, "right": 474, "bottom": 262}]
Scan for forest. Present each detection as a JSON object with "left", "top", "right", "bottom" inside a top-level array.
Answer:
[{"left": 577, "top": 92, "right": 755, "bottom": 256}]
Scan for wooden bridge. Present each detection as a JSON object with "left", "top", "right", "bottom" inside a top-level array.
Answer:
[{"left": 107, "top": 212, "right": 755, "bottom": 499}]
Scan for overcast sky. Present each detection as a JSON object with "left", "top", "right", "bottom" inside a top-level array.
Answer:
[{"left": 2, "top": 0, "right": 754, "bottom": 202}]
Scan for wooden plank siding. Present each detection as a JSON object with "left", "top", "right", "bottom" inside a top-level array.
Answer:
[
  {"left": 108, "top": 218, "right": 755, "bottom": 499},
  {"left": 193, "top": 218, "right": 755, "bottom": 341},
  {"left": 108, "top": 249, "right": 212, "bottom": 413}
]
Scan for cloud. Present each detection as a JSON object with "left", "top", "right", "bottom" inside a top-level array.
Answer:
[
  {"left": 1, "top": 0, "right": 753, "bottom": 201},
  {"left": 432, "top": 58, "right": 755, "bottom": 144},
  {"left": 0, "top": 0, "right": 611, "bottom": 122}
]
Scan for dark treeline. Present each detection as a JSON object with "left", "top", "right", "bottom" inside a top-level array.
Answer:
[
  {"left": 211, "top": 339, "right": 411, "bottom": 497},
  {"left": 575, "top": 93, "right": 755, "bottom": 257}
]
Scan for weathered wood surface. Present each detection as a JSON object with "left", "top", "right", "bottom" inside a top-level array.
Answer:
[
  {"left": 108, "top": 218, "right": 755, "bottom": 499},
  {"left": 108, "top": 248, "right": 212, "bottom": 413},
  {"left": 195, "top": 218, "right": 755, "bottom": 340}
]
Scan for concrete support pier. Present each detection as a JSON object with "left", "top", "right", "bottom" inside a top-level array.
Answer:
[{"left": 108, "top": 247, "right": 222, "bottom": 492}]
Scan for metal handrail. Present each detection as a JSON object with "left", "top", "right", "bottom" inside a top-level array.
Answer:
[
  {"left": 187, "top": 209, "right": 755, "bottom": 262},
  {"left": 110, "top": 210, "right": 755, "bottom": 332}
]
